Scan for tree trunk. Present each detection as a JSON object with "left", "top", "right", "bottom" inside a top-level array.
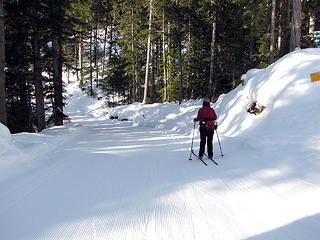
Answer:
[
  {"left": 101, "top": 27, "right": 107, "bottom": 82},
  {"left": 33, "top": 26, "right": 46, "bottom": 132},
  {"left": 52, "top": 37, "right": 63, "bottom": 126},
  {"left": 162, "top": 10, "right": 167, "bottom": 102},
  {"left": 94, "top": 24, "right": 99, "bottom": 87},
  {"left": 20, "top": 76, "right": 32, "bottom": 132},
  {"left": 0, "top": 0, "right": 7, "bottom": 126},
  {"left": 167, "top": 21, "right": 172, "bottom": 102},
  {"left": 89, "top": 30, "right": 93, "bottom": 96},
  {"left": 177, "top": 35, "right": 183, "bottom": 104},
  {"left": 149, "top": 40, "right": 154, "bottom": 103},
  {"left": 209, "top": 14, "right": 217, "bottom": 99},
  {"left": 309, "top": 0, "right": 319, "bottom": 36},
  {"left": 278, "top": 0, "right": 291, "bottom": 57},
  {"left": 143, "top": 0, "right": 153, "bottom": 104},
  {"left": 290, "top": 0, "right": 302, "bottom": 51},
  {"left": 78, "top": 35, "right": 83, "bottom": 88},
  {"left": 176, "top": 0, "right": 183, "bottom": 105},
  {"left": 131, "top": 8, "right": 137, "bottom": 102},
  {"left": 315, "top": 2, "right": 320, "bottom": 30},
  {"left": 186, "top": 0, "right": 192, "bottom": 99},
  {"left": 249, "top": 12, "right": 256, "bottom": 59},
  {"left": 270, "top": 0, "right": 276, "bottom": 63},
  {"left": 109, "top": 19, "right": 113, "bottom": 61}
]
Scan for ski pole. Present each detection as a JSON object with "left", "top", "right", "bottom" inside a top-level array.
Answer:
[
  {"left": 215, "top": 128, "right": 224, "bottom": 158},
  {"left": 189, "top": 121, "right": 196, "bottom": 160}
]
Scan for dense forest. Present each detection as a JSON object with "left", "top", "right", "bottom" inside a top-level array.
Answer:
[{"left": 0, "top": 0, "right": 319, "bottom": 133}]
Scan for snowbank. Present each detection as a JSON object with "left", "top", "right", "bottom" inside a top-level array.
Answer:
[
  {"left": 107, "top": 100, "right": 202, "bottom": 135},
  {"left": 64, "top": 78, "right": 108, "bottom": 118},
  {"left": 0, "top": 122, "right": 86, "bottom": 181},
  {"left": 0, "top": 123, "right": 13, "bottom": 154},
  {"left": 0, "top": 123, "right": 24, "bottom": 177},
  {"left": 0, "top": 123, "right": 19, "bottom": 156},
  {"left": 217, "top": 48, "right": 320, "bottom": 138},
  {"left": 103, "top": 48, "right": 320, "bottom": 141}
]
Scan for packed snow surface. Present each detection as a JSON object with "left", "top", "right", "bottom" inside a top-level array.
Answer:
[{"left": 1, "top": 48, "right": 320, "bottom": 240}]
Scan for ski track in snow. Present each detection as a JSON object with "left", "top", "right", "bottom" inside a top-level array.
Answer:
[{"left": 1, "top": 113, "right": 320, "bottom": 240}]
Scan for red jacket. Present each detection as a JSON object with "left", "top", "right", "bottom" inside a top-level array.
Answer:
[{"left": 195, "top": 106, "right": 217, "bottom": 122}]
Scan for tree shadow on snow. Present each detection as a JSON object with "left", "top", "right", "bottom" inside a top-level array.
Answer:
[{"left": 245, "top": 213, "right": 320, "bottom": 240}]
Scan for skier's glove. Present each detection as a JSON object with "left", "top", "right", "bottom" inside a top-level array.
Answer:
[
  {"left": 214, "top": 122, "right": 218, "bottom": 130},
  {"left": 193, "top": 118, "right": 197, "bottom": 122}
]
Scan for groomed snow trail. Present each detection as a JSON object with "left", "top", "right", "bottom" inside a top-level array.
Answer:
[{"left": 1, "top": 114, "right": 320, "bottom": 240}]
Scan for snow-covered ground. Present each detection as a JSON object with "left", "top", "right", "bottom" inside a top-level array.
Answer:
[{"left": 1, "top": 48, "right": 320, "bottom": 239}]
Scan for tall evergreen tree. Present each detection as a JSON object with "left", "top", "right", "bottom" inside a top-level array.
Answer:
[
  {"left": 143, "top": 0, "right": 154, "bottom": 104},
  {"left": 270, "top": 0, "right": 276, "bottom": 63},
  {"left": 45, "top": 0, "right": 75, "bottom": 126},
  {"left": 48, "top": 0, "right": 64, "bottom": 126},
  {"left": 290, "top": 0, "right": 302, "bottom": 51},
  {"left": 0, "top": 0, "right": 6, "bottom": 126},
  {"left": 112, "top": 0, "right": 146, "bottom": 103},
  {"left": 304, "top": 0, "right": 320, "bottom": 46},
  {"left": 4, "top": 0, "right": 34, "bottom": 133},
  {"left": 30, "top": 0, "right": 46, "bottom": 132},
  {"left": 278, "top": 0, "right": 291, "bottom": 58}
]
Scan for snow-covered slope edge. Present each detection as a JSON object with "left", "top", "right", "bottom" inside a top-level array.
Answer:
[
  {"left": 0, "top": 122, "right": 86, "bottom": 182},
  {"left": 0, "top": 123, "right": 23, "bottom": 167},
  {"left": 107, "top": 48, "right": 320, "bottom": 141},
  {"left": 107, "top": 100, "right": 202, "bottom": 135},
  {"left": 216, "top": 48, "right": 320, "bottom": 139}
]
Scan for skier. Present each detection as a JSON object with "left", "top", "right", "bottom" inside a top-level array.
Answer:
[{"left": 193, "top": 98, "right": 217, "bottom": 159}]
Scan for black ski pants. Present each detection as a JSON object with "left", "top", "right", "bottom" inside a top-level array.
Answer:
[{"left": 199, "top": 127, "right": 214, "bottom": 158}]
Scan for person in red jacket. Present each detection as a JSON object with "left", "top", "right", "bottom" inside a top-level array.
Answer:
[{"left": 194, "top": 98, "right": 217, "bottom": 159}]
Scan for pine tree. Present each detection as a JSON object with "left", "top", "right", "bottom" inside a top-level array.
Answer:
[
  {"left": 304, "top": 0, "right": 320, "bottom": 47},
  {"left": 4, "top": 0, "right": 33, "bottom": 133},
  {"left": 270, "top": 0, "right": 276, "bottom": 63},
  {"left": 67, "top": 0, "right": 92, "bottom": 88},
  {"left": 47, "top": 0, "right": 66, "bottom": 126},
  {"left": 278, "top": 0, "right": 291, "bottom": 58},
  {"left": 111, "top": 0, "right": 147, "bottom": 103},
  {"left": 30, "top": 0, "right": 46, "bottom": 132},
  {"left": 143, "top": 0, "right": 154, "bottom": 104},
  {"left": 0, "top": 0, "right": 6, "bottom": 126},
  {"left": 290, "top": 0, "right": 302, "bottom": 51}
]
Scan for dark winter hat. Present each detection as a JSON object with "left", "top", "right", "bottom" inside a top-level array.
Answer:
[
  {"left": 203, "top": 97, "right": 210, "bottom": 107},
  {"left": 203, "top": 97, "right": 210, "bottom": 103}
]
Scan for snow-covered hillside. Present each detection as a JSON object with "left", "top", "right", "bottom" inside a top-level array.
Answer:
[
  {"left": 106, "top": 48, "right": 320, "bottom": 139},
  {"left": 1, "top": 48, "right": 320, "bottom": 240}
]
